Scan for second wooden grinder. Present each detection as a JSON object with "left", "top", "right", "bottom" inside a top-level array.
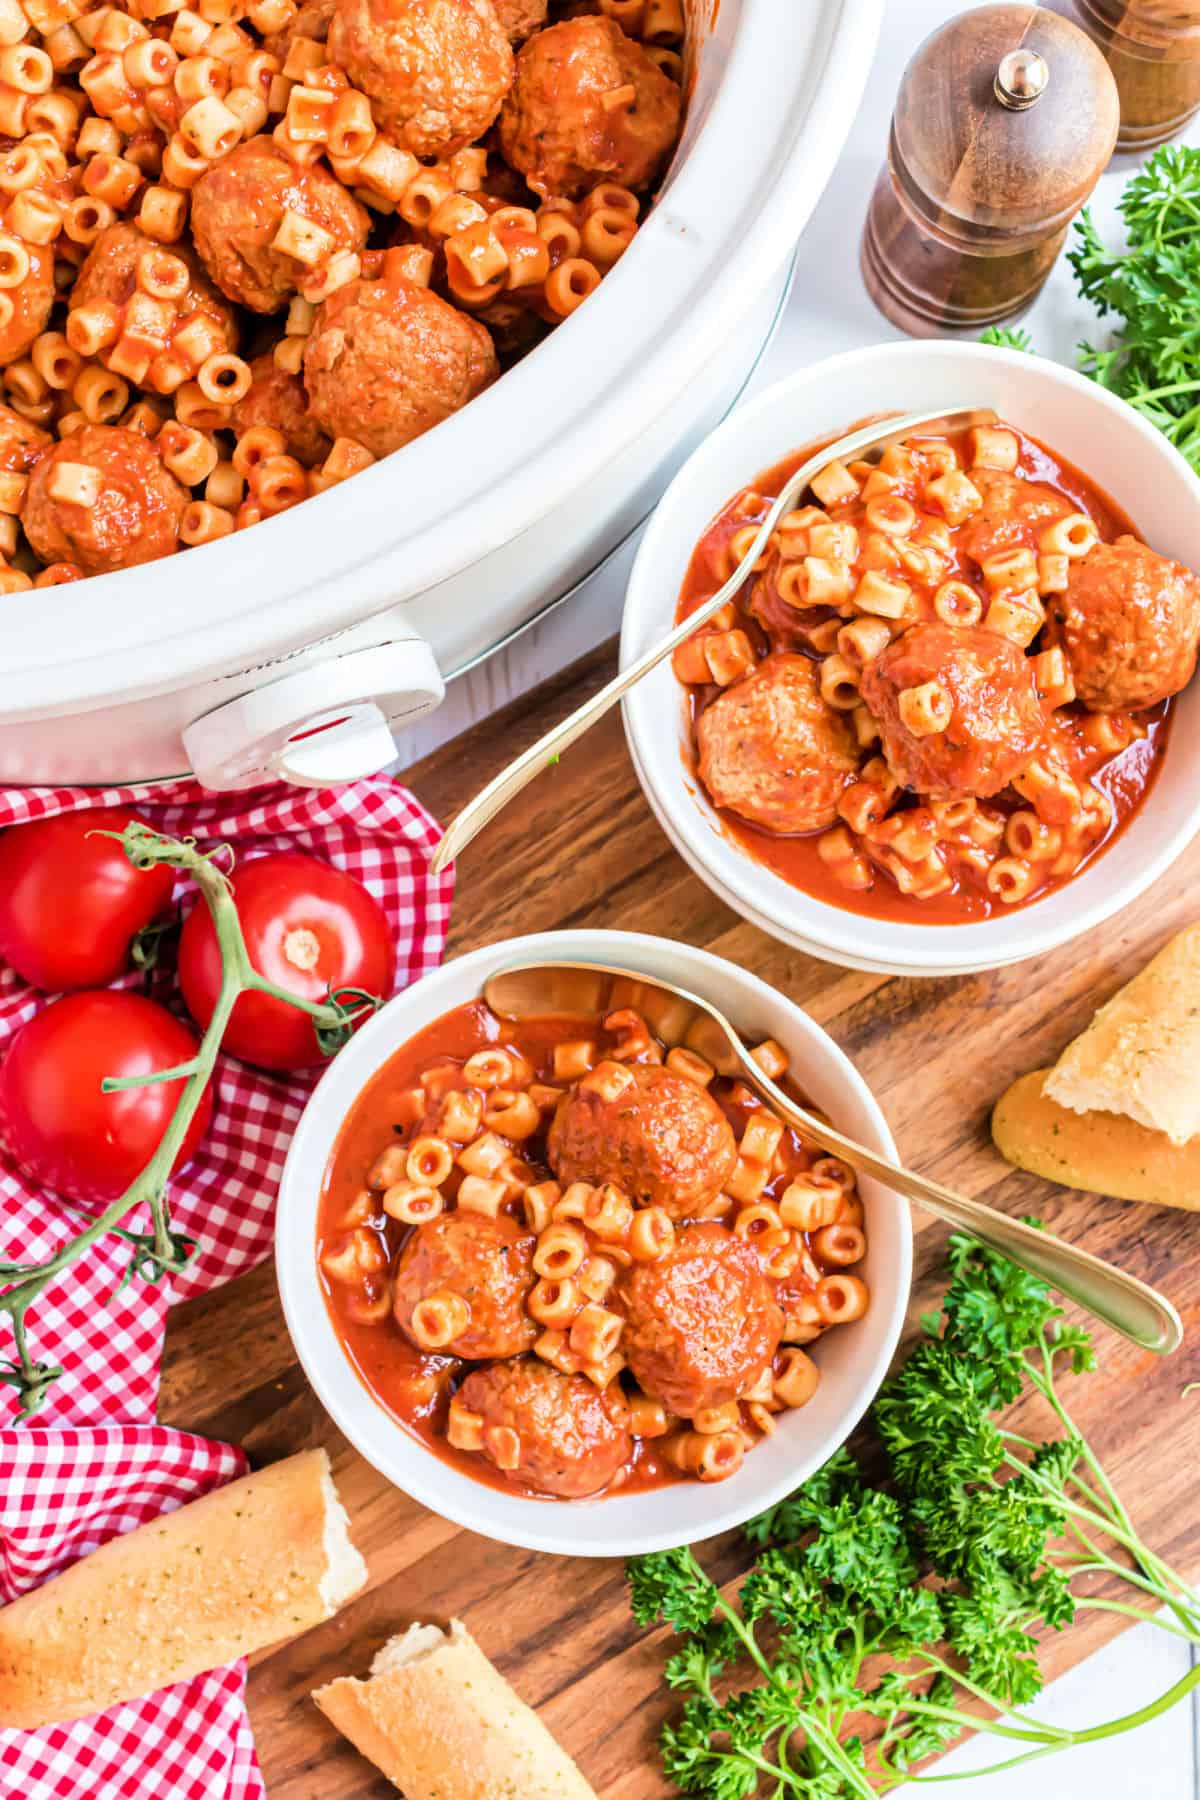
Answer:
[{"left": 861, "top": 3, "right": 1120, "bottom": 336}]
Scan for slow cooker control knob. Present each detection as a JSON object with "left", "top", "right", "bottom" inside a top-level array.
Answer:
[{"left": 182, "top": 637, "right": 445, "bottom": 792}]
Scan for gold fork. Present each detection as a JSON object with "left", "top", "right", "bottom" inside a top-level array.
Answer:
[
  {"left": 431, "top": 406, "right": 996, "bottom": 874},
  {"left": 484, "top": 958, "right": 1183, "bottom": 1355}
]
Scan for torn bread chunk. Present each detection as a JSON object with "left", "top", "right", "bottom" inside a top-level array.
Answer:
[
  {"left": 313, "top": 1618, "right": 597, "bottom": 1799},
  {"left": 1044, "top": 923, "right": 1200, "bottom": 1147}
]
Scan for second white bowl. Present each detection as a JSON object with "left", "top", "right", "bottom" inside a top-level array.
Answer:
[
  {"left": 620, "top": 341, "right": 1200, "bottom": 977},
  {"left": 275, "top": 929, "right": 911, "bottom": 1557}
]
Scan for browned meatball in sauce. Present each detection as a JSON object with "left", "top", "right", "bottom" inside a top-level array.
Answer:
[
  {"left": 392, "top": 1210, "right": 536, "bottom": 1359},
  {"left": 0, "top": 243, "right": 54, "bottom": 368},
  {"left": 190, "top": 137, "right": 370, "bottom": 313},
  {"left": 499, "top": 15, "right": 681, "bottom": 199},
  {"left": 1046, "top": 535, "right": 1200, "bottom": 713},
  {"left": 460, "top": 1358, "right": 630, "bottom": 1497},
  {"left": 619, "top": 1222, "right": 783, "bottom": 1419},
  {"left": 234, "top": 353, "right": 331, "bottom": 468},
  {"left": 747, "top": 557, "right": 830, "bottom": 652},
  {"left": 23, "top": 426, "right": 187, "bottom": 576},
  {"left": 860, "top": 622, "right": 1046, "bottom": 799},
  {"left": 697, "top": 652, "right": 860, "bottom": 834},
  {"left": 547, "top": 1061, "right": 737, "bottom": 1218},
  {"left": 328, "top": 0, "right": 513, "bottom": 156},
  {"left": 71, "top": 222, "right": 236, "bottom": 334},
  {"left": 493, "top": 0, "right": 547, "bottom": 43},
  {"left": 69, "top": 223, "right": 238, "bottom": 371},
  {"left": 0, "top": 401, "right": 50, "bottom": 473},
  {"left": 303, "top": 268, "right": 498, "bottom": 458}
]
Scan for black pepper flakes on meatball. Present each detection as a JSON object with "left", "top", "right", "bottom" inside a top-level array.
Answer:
[
  {"left": 697, "top": 653, "right": 860, "bottom": 833},
  {"left": 461, "top": 1357, "right": 631, "bottom": 1497},
  {"left": 547, "top": 1061, "right": 737, "bottom": 1217},
  {"left": 328, "top": 0, "right": 513, "bottom": 157},
  {"left": 1046, "top": 536, "right": 1200, "bottom": 713},
  {"left": 303, "top": 266, "right": 498, "bottom": 458}
]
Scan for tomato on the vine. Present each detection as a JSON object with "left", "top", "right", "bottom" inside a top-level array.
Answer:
[
  {"left": 0, "top": 808, "right": 175, "bottom": 993},
  {"left": 0, "top": 992, "right": 213, "bottom": 1204},
  {"left": 177, "top": 851, "right": 395, "bottom": 1072}
]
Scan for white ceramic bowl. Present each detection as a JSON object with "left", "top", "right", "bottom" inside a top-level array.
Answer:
[
  {"left": 620, "top": 341, "right": 1200, "bottom": 977},
  {"left": 276, "top": 929, "right": 911, "bottom": 1557}
]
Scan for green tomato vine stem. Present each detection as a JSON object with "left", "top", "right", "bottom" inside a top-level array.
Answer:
[{"left": 0, "top": 823, "right": 384, "bottom": 1420}]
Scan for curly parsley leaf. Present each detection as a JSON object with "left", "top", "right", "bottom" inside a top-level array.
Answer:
[
  {"left": 630, "top": 1233, "right": 1200, "bottom": 1796},
  {"left": 628, "top": 1545, "right": 719, "bottom": 1635},
  {"left": 980, "top": 326, "right": 1036, "bottom": 352},
  {"left": 1070, "top": 145, "right": 1200, "bottom": 473},
  {"left": 745, "top": 1443, "right": 862, "bottom": 1545}
]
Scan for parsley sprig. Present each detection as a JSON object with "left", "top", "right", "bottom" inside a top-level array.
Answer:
[
  {"left": 1071, "top": 147, "right": 1200, "bottom": 472},
  {"left": 981, "top": 146, "right": 1200, "bottom": 475},
  {"left": 629, "top": 1236, "right": 1200, "bottom": 1796},
  {"left": 978, "top": 326, "right": 1034, "bottom": 353}
]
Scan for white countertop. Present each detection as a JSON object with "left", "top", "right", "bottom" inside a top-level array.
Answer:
[{"left": 394, "top": 3, "right": 1200, "bottom": 1790}]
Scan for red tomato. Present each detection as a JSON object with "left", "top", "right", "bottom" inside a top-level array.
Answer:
[
  {"left": 0, "top": 992, "right": 213, "bottom": 1204},
  {"left": 0, "top": 808, "right": 174, "bottom": 992},
  {"left": 177, "top": 851, "right": 395, "bottom": 1072}
]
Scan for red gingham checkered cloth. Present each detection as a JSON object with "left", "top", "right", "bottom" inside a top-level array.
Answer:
[{"left": 0, "top": 776, "right": 454, "bottom": 1799}]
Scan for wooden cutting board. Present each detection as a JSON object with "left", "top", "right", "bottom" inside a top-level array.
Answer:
[{"left": 159, "top": 641, "right": 1200, "bottom": 1799}]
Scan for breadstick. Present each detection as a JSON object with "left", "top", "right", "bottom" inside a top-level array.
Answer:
[
  {"left": 313, "top": 1618, "right": 597, "bottom": 1798},
  {"left": 0, "top": 1448, "right": 367, "bottom": 1729},
  {"left": 993, "top": 1068, "right": 1200, "bottom": 1209}
]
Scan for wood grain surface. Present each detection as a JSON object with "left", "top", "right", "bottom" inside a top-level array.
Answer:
[{"left": 159, "top": 641, "right": 1200, "bottom": 1799}]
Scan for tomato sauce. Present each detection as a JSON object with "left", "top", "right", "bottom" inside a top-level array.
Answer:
[
  {"left": 318, "top": 1003, "right": 599, "bottom": 1502},
  {"left": 674, "top": 423, "right": 1174, "bottom": 926},
  {"left": 317, "top": 990, "right": 866, "bottom": 1502}
]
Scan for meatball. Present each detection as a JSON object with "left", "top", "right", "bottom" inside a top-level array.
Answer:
[
  {"left": 460, "top": 1358, "right": 630, "bottom": 1497},
  {"left": 264, "top": 0, "right": 334, "bottom": 58},
  {"left": 303, "top": 268, "right": 498, "bottom": 458},
  {"left": 958, "top": 469, "right": 1070, "bottom": 569},
  {"left": 23, "top": 426, "right": 187, "bottom": 576},
  {"left": 696, "top": 652, "right": 860, "bottom": 834},
  {"left": 0, "top": 243, "right": 54, "bottom": 368},
  {"left": 234, "top": 353, "right": 330, "bottom": 468},
  {"left": 69, "top": 223, "right": 238, "bottom": 378},
  {"left": 190, "top": 138, "right": 370, "bottom": 313},
  {"left": 619, "top": 1222, "right": 783, "bottom": 1418},
  {"left": 547, "top": 1061, "right": 737, "bottom": 1218},
  {"left": 499, "top": 15, "right": 681, "bottom": 199},
  {"left": 392, "top": 1211, "right": 537, "bottom": 1360},
  {"left": 860, "top": 622, "right": 1046, "bottom": 799},
  {"left": 748, "top": 557, "right": 831, "bottom": 653},
  {"left": 328, "top": 0, "right": 513, "bottom": 157},
  {"left": 1046, "top": 535, "right": 1200, "bottom": 713},
  {"left": 0, "top": 402, "right": 49, "bottom": 474},
  {"left": 493, "top": 0, "right": 546, "bottom": 43}
]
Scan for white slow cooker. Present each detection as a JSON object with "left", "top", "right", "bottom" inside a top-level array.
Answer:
[{"left": 0, "top": 0, "right": 881, "bottom": 791}]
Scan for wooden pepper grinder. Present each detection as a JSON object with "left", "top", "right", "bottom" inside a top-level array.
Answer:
[
  {"left": 861, "top": 4, "right": 1120, "bottom": 337},
  {"left": 1048, "top": 2, "right": 1200, "bottom": 147}
]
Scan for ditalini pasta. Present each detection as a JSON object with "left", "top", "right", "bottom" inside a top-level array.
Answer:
[
  {"left": 0, "top": 0, "right": 685, "bottom": 583},
  {"left": 316, "top": 972, "right": 871, "bottom": 1501}
]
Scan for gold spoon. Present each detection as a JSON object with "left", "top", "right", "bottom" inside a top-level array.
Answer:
[
  {"left": 483, "top": 959, "right": 1183, "bottom": 1356},
  {"left": 431, "top": 406, "right": 998, "bottom": 874}
]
